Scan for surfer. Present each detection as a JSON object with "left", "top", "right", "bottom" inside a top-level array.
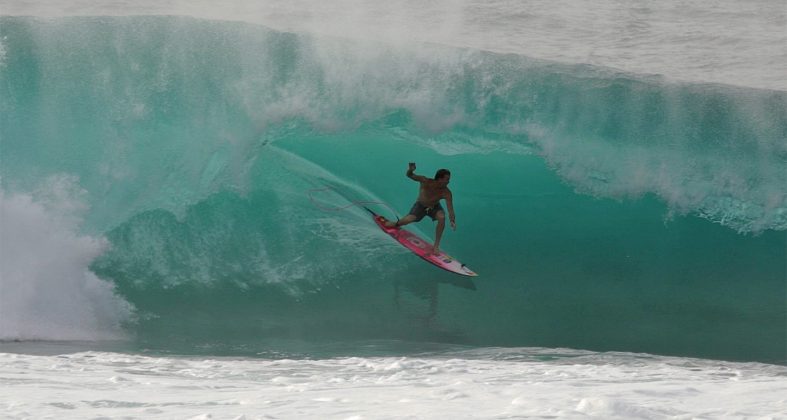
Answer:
[{"left": 385, "top": 162, "right": 456, "bottom": 255}]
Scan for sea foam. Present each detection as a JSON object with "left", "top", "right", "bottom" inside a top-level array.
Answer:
[{"left": 0, "top": 176, "right": 132, "bottom": 341}]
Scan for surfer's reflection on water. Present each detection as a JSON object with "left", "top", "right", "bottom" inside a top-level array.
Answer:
[{"left": 393, "top": 275, "right": 476, "bottom": 324}]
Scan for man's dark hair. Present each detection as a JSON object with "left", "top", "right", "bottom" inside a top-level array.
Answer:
[{"left": 434, "top": 169, "right": 451, "bottom": 180}]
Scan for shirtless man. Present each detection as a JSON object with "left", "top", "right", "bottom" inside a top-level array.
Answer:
[{"left": 384, "top": 162, "right": 456, "bottom": 255}]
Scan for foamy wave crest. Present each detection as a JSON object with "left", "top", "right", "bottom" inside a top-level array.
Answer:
[{"left": 0, "top": 176, "right": 133, "bottom": 341}]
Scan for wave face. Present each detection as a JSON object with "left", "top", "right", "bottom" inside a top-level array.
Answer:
[{"left": 1, "top": 16, "right": 785, "bottom": 362}]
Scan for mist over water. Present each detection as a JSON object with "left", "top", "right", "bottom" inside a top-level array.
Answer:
[
  {"left": 3, "top": 0, "right": 786, "bottom": 90},
  {"left": 0, "top": 10, "right": 785, "bottom": 364},
  {"left": 0, "top": 177, "right": 132, "bottom": 341}
]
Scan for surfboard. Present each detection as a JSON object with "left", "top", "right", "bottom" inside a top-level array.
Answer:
[{"left": 365, "top": 207, "right": 477, "bottom": 277}]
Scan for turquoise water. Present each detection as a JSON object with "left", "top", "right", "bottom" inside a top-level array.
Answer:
[{"left": 1, "top": 16, "right": 785, "bottom": 363}]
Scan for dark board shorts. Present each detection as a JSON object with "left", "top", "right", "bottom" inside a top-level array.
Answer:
[{"left": 408, "top": 201, "right": 444, "bottom": 222}]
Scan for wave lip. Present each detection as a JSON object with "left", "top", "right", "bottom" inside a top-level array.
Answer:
[{"left": 2, "top": 1, "right": 786, "bottom": 90}]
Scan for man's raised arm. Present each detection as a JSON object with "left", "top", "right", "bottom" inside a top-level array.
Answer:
[{"left": 406, "top": 162, "right": 427, "bottom": 182}]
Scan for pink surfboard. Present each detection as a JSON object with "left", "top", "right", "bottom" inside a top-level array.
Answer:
[{"left": 368, "top": 209, "right": 477, "bottom": 277}]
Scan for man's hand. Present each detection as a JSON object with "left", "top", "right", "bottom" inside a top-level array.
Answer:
[
  {"left": 450, "top": 219, "right": 456, "bottom": 230},
  {"left": 408, "top": 162, "right": 416, "bottom": 171}
]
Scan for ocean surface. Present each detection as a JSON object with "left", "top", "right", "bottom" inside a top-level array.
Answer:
[{"left": 1, "top": 1, "right": 786, "bottom": 418}]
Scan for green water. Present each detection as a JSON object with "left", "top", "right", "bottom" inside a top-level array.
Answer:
[{"left": 1, "top": 16, "right": 784, "bottom": 362}]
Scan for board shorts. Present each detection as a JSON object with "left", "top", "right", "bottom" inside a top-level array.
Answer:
[{"left": 408, "top": 201, "right": 444, "bottom": 222}]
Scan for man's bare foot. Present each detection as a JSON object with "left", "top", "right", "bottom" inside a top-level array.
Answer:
[
  {"left": 430, "top": 246, "right": 440, "bottom": 256},
  {"left": 384, "top": 219, "right": 398, "bottom": 228}
]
